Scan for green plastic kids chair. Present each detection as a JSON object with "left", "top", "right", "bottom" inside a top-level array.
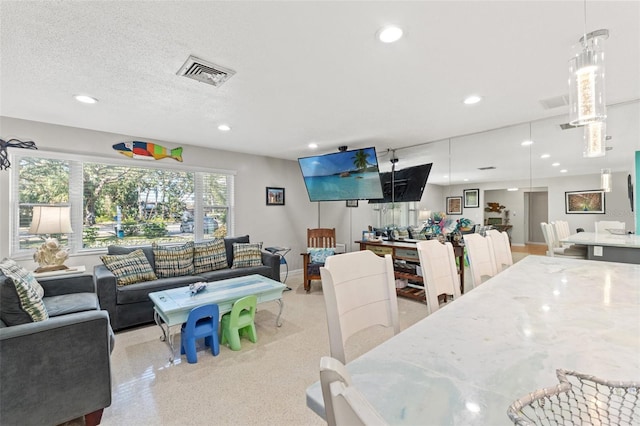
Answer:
[{"left": 220, "top": 295, "right": 258, "bottom": 351}]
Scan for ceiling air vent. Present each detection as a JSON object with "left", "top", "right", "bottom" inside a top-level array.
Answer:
[
  {"left": 176, "top": 55, "right": 235, "bottom": 87},
  {"left": 478, "top": 166, "right": 496, "bottom": 170},
  {"left": 540, "top": 94, "right": 569, "bottom": 110}
]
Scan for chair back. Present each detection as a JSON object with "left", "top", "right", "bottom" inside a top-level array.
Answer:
[
  {"left": 320, "top": 250, "right": 400, "bottom": 364},
  {"left": 320, "top": 356, "right": 388, "bottom": 426},
  {"left": 416, "top": 240, "right": 461, "bottom": 315},
  {"left": 594, "top": 221, "right": 625, "bottom": 233},
  {"left": 229, "top": 295, "right": 257, "bottom": 325},
  {"left": 308, "top": 228, "right": 336, "bottom": 248},
  {"left": 486, "top": 229, "right": 513, "bottom": 272},
  {"left": 183, "top": 304, "right": 219, "bottom": 335},
  {"left": 463, "top": 233, "right": 498, "bottom": 288},
  {"left": 540, "top": 222, "right": 555, "bottom": 256},
  {"left": 552, "top": 221, "right": 571, "bottom": 243}
]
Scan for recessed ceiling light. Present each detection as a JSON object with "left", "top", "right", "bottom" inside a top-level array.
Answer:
[
  {"left": 463, "top": 178, "right": 469, "bottom": 182},
  {"left": 308, "top": 143, "right": 318, "bottom": 149},
  {"left": 540, "top": 153, "right": 551, "bottom": 159},
  {"left": 463, "top": 95, "right": 482, "bottom": 105},
  {"left": 552, "top": 162, "right": 560, "bottom": 167},
  {"left": 217, "top": 124, "right": 231, "bottom": 131},
  {"left": 377, "top": 26, "right": 403, "bottom": 43},
  {"left": 560, "top": 169, "right": 568, "bottom": 173},
  {"left": 443, "top": 175, "right": 448, "bottom": 179},
  {"left": 521, "top": 140, "right": 534, "bottom": 146},
  {"left": 74, "top": 95, "right": 98, "bottom": 104},
  {"left": 507, "top": 188, "right": 519, "bottom": 191}
]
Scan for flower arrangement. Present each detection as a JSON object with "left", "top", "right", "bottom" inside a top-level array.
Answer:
[{"left": 33, "top": 238, "right": 69, "bottom": 269}]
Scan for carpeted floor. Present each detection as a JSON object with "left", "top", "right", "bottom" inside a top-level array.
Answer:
[{"left": 67, "top": 251, "right": 531, "bottom": 425}]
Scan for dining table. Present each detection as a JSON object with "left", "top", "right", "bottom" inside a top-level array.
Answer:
[
  {"left": 305, "top": 255, "right": 640, "bottom": 425},
  {"left": 561, "top": 231, "right": 640, "bottom": 264}
]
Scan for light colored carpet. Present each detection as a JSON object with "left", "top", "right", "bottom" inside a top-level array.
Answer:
[{"left": 69, "top": 252, "right": 530, "bottom": 425}]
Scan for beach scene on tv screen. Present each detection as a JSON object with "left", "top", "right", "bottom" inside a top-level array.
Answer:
[{"left": 298, "top": 147, "right": 383, "bottom": 201}]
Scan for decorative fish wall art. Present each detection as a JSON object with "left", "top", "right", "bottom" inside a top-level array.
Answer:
[
  {"left": 112, "top": 141, "right": 183, "bottom": 162},
  {"left": 0, "top": 138, "right": 38, "bottom": 170}
]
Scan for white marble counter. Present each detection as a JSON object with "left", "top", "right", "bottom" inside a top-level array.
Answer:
[
  {"left": 562, "top": 231, "right": 640, "bottom": 248},
  {"left": 306, "top": 255, "right": 640, "bottom": 425}
]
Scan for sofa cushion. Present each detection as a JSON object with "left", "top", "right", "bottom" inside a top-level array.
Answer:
[
  {"left": 198, "top": 265, "right": 272, "bottom": 283},
  {"left": 224, "top": 235, "right": 250, "bottom": 268},
  {"left": 306, "top": 247, "right": 334, "bottom": 264},
  {"left": 115, "top": 276, "right": 202, "bottom": 305},
  {"left": 152, "top": 242, "right": 195, "bottom": 278},
  {"left": 0, "top": 274, "right": 49, "bottom": 326},
  {"left": 0, "top": 258, "right": 44, "bottom": 298},
  {"left": 232, "top": 242, "right": 263, "bottom": 269},
  {"left": 108, "top": 245, "right": 155, "bottom": 268},
  {"left": 100, "top": 249, "right": 157, "bottom": 286},
  {"left": 43, "top": 293, "right": 99, "bottom": 317},
  {"left": 193, "top": 239, "right": 228, "bottom": 273}
]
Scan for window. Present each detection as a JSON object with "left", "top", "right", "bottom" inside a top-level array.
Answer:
[{"left": 11, "top": 152, "right": 234, "bottom": 257}]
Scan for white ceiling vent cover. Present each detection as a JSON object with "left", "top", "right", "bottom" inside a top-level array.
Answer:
[{"left": 177, "top": 55, "right": 235, "bottom": 87}]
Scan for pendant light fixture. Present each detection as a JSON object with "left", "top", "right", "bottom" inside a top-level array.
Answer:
[
  {"left": 601, "top": 168, "right": 612, "bottom": 192},
  {"left": 583, "top": 120, "right": 606, "bottom": 157},
  {"left": 568, "top": 1, "right": 608, "bottom": 126}
]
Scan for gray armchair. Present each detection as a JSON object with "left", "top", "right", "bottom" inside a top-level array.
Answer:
[{"left": 0, "top": 273, "right": 113, "bottom": 426}]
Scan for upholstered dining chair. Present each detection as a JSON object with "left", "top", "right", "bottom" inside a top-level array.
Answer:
[
  {"left": 301, "top": 228, "right": 336, "bottom": 293},
  {"left": 463, "top": 233, "right": 498, "bottom": 289},
  {"left": 320, "top": 356, "right": 388, "bottom": 426},
  {"left": 320, "top": 250, "right": 400, "bottom": 364},
  {"left": 594, "top": 221, "right": 626, "bottom": 233},
  {"left": 416, "top": 240, "right": 461, "bottom": 315},
  {"left": 486, "top": 229, "right": 513, "bottom": 273},
  {"left": 540, "top": 222, "right": 586, "bottom": 258}
]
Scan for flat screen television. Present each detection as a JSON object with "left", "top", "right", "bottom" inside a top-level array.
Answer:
[
  {"left": 368, "top": 163, "right": 432, "bottom": 203},
  {"left": 298, "top": 147, "right": 384, "bottom": 202}
]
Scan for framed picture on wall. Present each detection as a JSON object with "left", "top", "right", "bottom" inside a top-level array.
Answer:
[
  {"left": 565, "top": 190, "right": 605, "bottom": 214},
  {"left": 463, "top": 189, "right": 479, "bottom": 208},
  {"left": 446, "top": 196, "right": 463, "bottom": 215},
  {"left": 266, "top": 187, "right": 285, "bottom": 206},
  {"left": 346, "top": 200, "right": 358, "bottom": 207}
]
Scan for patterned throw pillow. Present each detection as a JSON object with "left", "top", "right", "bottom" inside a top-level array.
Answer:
[
  {"left": 231, "top": 243, "right": 263, "bottom": 269},
  {"left": 100, "top": 249, "right": 157, "bottom": 286},
  {"left": 0, "top": 258, "right": 49, "bottom": 323},
  {"left": 307, "top": 247, "right": 335, "bottom": 264},
  {"left": 152, "top": 242, "right": 195, "bottom": 278},
  {"left": 193, "top": 239, "right": 228, "bottom": 273}
]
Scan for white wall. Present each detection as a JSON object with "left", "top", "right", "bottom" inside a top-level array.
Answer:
[{"left": 0, "top": 117, "right": 316, "bottom": 272}]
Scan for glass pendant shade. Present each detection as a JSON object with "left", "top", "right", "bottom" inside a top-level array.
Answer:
[
  {"left": 568, "top": 33, "right": 606, "bottom": 126},
  {"left": 601, "top": 168, "right": 612, "bottom": 192},
  {"left": 583, "top": 121, "right": 606, "bottom": 158}
]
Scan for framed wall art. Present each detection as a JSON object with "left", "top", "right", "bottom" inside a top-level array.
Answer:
[
  {"left": 346, "top": 200, "right": 358, "bottom": 207},
  {"left": 463, "top": 188, "right": 479, "bottom": 208},
  {"left": 565, "top": 190, "right": 605, "bottom": 214},
  {"left": 446, "top": 196, "right": 463, "bottom": 215},
  {"left": 266, "top": 187, "right": 285, "bottom": 206}
]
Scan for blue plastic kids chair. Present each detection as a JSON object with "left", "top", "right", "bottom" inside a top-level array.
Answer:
[{"left": 181, "top": 304, "right": 220, "bottom": 363}]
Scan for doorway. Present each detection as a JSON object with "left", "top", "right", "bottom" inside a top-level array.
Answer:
[{"left": 526, "top": 191, "right": 548, "bottom": 243}]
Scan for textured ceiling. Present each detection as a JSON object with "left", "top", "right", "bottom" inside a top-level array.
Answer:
[{"left": 1, "top": 1, "right": 639, "bottom": 185}]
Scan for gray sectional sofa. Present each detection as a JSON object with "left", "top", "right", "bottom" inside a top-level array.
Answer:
[{"left": 94, "top": 235, "right": 281, "bottom": 330}]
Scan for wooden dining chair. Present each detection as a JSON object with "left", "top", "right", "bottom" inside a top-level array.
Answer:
[
  {"left": 301, "top": 228, "right": 336, "bottom": 293},
  {"left": 320, "top": 250, "right": 399, "bottom": 364},
  {"left": 486, "top": 229, "right": 513, "bottom": 272},
  {"left": 594, "top": 221, "right": 626, "bottom": 233},
  {"left": 463, "top": 233, "right": 498, "bottom": 289},
  {"left": 320, "top": 356, "right": 387, "bottom": 426},
  {"left": 416, "top": 240, "right": 461, "bottom": 315}
]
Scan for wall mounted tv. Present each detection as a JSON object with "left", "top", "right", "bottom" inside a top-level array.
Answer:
[
  {"left": 298, "top": 147, "right": 384, "bottom": 202},
  {"left": 368, "top": 163, "right": 432, "bottom": 203}
]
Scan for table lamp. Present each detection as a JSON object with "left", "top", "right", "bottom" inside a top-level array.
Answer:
[{"left": 29, "top": 206, "right": 73, "bottom": 273}]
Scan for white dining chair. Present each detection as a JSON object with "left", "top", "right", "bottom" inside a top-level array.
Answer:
[
  {"left": 551, "top": 221, "right": 571, "bottom": 244},
  {"left": 594, "top": 221, "right": 626, "bottom": 233},
  {"left": 486, "top": 229, "right": 513, "bottom": 272},
  {"left": 416, "top": 240, "right": 462, "bottom": 315},
  {"left": 463, "top": 233, "right": 498, "bottom": 289},
  {"left": 320, "top": 250, "right": 400, "bottom": 364},
  {"left": 540, "top": 222, "right": 586, "bottom": 258},
  {"left": 320, "top": 356, "right": 388, "bottom": 426}
]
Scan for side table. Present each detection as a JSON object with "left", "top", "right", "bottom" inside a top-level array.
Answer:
[
  {"left": 265, "top": 247, "right": 292, "bottom": 291},
  {"left": 34, "top": 265, "right": 87, "bottom": 279}
]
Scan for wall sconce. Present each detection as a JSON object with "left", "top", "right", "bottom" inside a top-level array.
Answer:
[
  {"left": 600, "top": 168, "right": 612, "bottom": 193},
  {"left": 29, "top": 206, "right": 73, "bottom": 272}
]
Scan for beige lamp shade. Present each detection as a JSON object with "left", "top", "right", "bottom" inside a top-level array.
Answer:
[
  {"left": 29, "top": 206, "right": 73, "bottom": 234},
  {"left": 418, "top": 210, "right": 432, "bottom": 221}
]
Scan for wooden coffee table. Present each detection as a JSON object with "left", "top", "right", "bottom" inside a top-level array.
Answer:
[{"left": 149, "top": 274, "right": 286, "bottom": 361}]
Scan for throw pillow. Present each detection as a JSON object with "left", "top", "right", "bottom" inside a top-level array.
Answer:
[
  {"left": 100, "top": 249, "right": 157, "bottom": 286},
  {"left": 0, "top": 257, "right": 44, "bottom": 298},
  {"left": 307, "top": 247, "right": 335, "bottom": 264},
  {"left": 193, "top": 239, "right": 227, "bottom": 273},
  {"left": 152, "top": 242, "right": 195, "bottom": 278},
  {"left": 0, "top": 258, "right": 49, "bottom": 325},
  {"left": 231, "top": 242, "right": 263, "bottom": 269}
]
